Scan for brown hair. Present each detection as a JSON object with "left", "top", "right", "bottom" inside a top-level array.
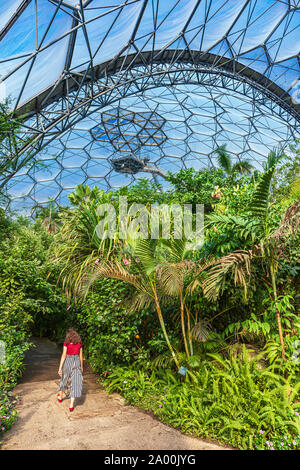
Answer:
[{"left": 65, "top": 328, "right": 81, "bottom": 345}]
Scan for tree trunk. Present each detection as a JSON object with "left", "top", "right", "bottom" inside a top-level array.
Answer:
[
  {"left": 180, "top": 293, "right": 190, "bottom": 357},
  {"left": 270, "top": 263, "right": 286, "bottom": 360},
  {"left": 185, "top": 303, "right": 194, "bottom": 357},
  {"left": 154, "top": 295, "right": 180, "bottom": 369},
  {"left": 275, "top": 310, "right": 286, "bottom": 361}
]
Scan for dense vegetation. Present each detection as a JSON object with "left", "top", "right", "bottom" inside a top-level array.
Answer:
[
  {"left": 0, "top": 212, "right": 68, "bottom": 438},
  {"left": 0, "top": 141, "right": 299, "bottom": 449}
]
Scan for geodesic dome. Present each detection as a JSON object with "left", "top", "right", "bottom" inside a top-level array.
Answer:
[{"left": 1, "top": 0, "right": 300, "bottom": 214}]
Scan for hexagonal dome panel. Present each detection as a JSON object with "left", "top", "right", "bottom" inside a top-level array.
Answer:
[{"left": 0, "top": 1, "right": 299, "bottom": 215}]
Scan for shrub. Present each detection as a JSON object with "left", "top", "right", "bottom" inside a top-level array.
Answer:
[
  {"left": 71, "top": 279, "right": 155, "bottom": 373},
  {"left": 103, "top": 347, "right": 300, "bottom": 450}
]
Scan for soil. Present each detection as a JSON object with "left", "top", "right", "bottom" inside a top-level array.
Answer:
[{"left": 1, "top": 337, "right": 229, "bottom": 450}]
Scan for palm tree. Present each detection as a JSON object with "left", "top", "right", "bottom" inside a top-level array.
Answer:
[
  {"left": 33, "top": 200, "right": 61, "bottom": 233},
  {"left": 81, "top": 237, "right": 181, "bottom": 369},
  {"left": 54, "top": 188, "right": 205, "bottom": 362},
  {"left": 52, "top": 186, "right": 121, "bottom": 296},
  {"left": 214, "top": 144, "right": 253, "bottom": 176},
  {"left": 157, "top": 238, "right": 217, "bottom": 358},
  {"left": 156, "top": 239, "right": 196, "bottom": 357},
  {"left": 0, "top": 102, "right": 36, "bottom": 190},
  {"left": 193, "top": 149, "right": 291, "bottom": 360}
]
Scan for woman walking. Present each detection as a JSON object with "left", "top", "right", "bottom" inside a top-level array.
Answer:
[{"left": 57, "top": 328, "right": 83, "bottom": 411}]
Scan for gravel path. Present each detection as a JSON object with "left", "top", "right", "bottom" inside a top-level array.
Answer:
[{"left": 1, "top": 338, "right": 228, "bottom": 450}]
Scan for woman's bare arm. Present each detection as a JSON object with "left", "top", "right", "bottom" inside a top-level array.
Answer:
[
  {"left": 58, "top": 346, "right": 67, "bottom": 376},
  {"left": 80, "top": 347, "right": 83, "bottom": 373}
]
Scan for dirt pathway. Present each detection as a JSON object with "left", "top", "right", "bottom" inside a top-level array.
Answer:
[{"left": 1, "top": 338, "right": 227, "bottom": 450}]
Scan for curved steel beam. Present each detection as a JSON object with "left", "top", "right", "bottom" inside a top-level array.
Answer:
[{"left": 15, "top": 49, "right": 300, "bottom": 122}]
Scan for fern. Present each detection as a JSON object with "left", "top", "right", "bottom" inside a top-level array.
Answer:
[
  {"left": 103, "top": 353, "right": 300, "bottom": 450},
  {"left": 206, "top": 213, "right": 260, "bottom": 242},
  {"left": 201, "top": 250, "right": 253, "bottom": 301},
  {"left": 249, "top": 149, "right": 283, "bottom": 230}
]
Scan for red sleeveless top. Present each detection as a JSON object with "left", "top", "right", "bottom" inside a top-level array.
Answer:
[{"left": 64, "top": 342, "right": 82, "bottom": 355}]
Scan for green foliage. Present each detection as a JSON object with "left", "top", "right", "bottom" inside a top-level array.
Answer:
[
  {"left": 0, "top": 101, "right": 38, "bottom": 192},
  {"left": 0, "top": 292, "right": 33, "bottom": 390},
  {"left": 117, "top": 179, "right": 167, "bottom": 205},
  {"left": 0, "top": 393, "right": 18, "bottom": 440},
  {"left": 165, "top": 167, "right": 227, "bottom": 210},
  {"left": 214, "top": 144, "right": 253, "bottom": 176},
  {"left": 249, "top": 149, "right": 283, "bottom": 231},
  {"left": 213, "top": 178, "right": 258, "bottom": 216},
  {"left": 0, "top": 213, "right": 68, "bottom": 440},
  {"left": 70, "top": 278, "right": 163, "bottom": 372},
  {"left": 272, "top": 144, "right": 300, "bottom": 207},
  {"left": 0, "top": 286, "right": 33, "bottom": 441},
  {"left": 103, "top": 348, "right": 300, "bottom": 450},
  {"left": 0, "top": 221, "right": 67, "bottom": 338},
  {"left": 0, "top": 147, "right": 299, "bottom": 447}
]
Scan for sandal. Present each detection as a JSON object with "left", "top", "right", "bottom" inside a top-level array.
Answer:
[
  {"left": 69, "top": 407, "right": 74, "bottom": 412},
  {"left": 57, "top": 393, "right": 62, "bottom": 403}
]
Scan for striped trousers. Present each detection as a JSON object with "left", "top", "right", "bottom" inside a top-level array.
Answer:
[{"left": 58, "top": 355, "right": 82, "bottom": 398}]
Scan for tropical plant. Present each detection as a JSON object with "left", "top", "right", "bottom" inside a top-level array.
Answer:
[
  {"left": 80, "top": 233, "right": 222, "bottom": 367},
  {"left": 0, "top": 101, "right": 37, "bottom": 191},
  {"left": 81, "top": 237, "right": 181, "bottom": 369},
  {"left": 52, "top": 185, "right": 122, "bottom": 296},
  {"left": 193, "top": 150, "right": 298, "bottom": 360},
  {"left": 155, "top": 239, "right": 196, "bottom": 357},
  {"left": 33, "top": 200, "right": 62, "bottom": 233},
  {"left": 214, "top": 144, "right": 253, "bottom": 176},
  {"left": 165, "top": 167, "right": 228, "bottom": 212},
  {"left": 103, "top": 347, "right": 300, "bottom": 450}
]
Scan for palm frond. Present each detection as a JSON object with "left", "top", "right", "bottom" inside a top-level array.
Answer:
[
  {"left": 128, "top": 237, "right": 158, "bottom": 276},
  {"left": 214, "top": 144, "right": 232, "bottom": 173},
  {"left": 191, "top": 319, "right": 212, "bottom": 342},
  {"left": 128, "top": 290, "right": 154, "bottom": 312},
  {"left": 232, "top": 160, "right": 253, "bottom": 175},
  {"left": 264, "top": 149, "right": 282, "bottom": 171},
  {"left": 202, "top": 250, "right": 253, "bottom": 301},
  {"left": 161, "top": 238, "right": 187, "bottom": 262},
  {"left": 80, "top": 261, "right": 141, "bottom": 298},
  {"left": 156, "top": 260, "right": 196, "bottom": 297},
  {"left": 206, "top": 213, "right": 260, "bottom": 242},
  {"left": 271, "top": 200, "right": 300, "bottom": 240},
  {"left": 188, "top": 257, "right": 217, "bottom": 293},
  {"left": 249, "top": 149, "right": 283, "bottom": 226},
  {"left": 156, "top": 262, "right": 183, "bottom": 296}
]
